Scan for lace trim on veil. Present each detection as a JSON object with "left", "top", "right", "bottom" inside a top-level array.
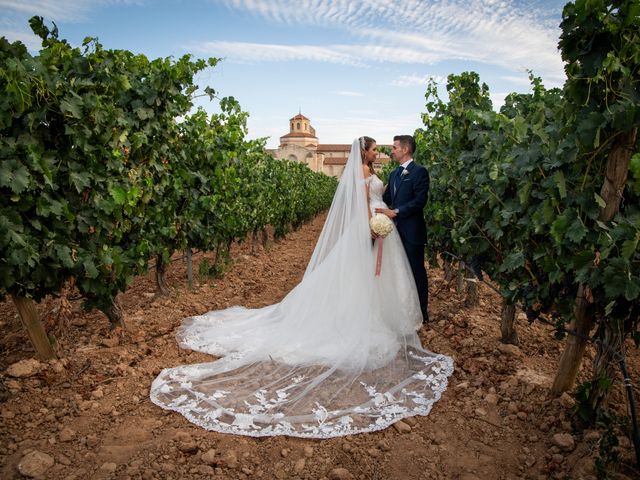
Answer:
[{"left": 150, "top": 351, "right": 453, "bottom": 438}]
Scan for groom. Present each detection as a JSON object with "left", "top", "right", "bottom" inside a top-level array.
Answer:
[{"left": 377, "top": 135, "right": 430, "bottom": 324}]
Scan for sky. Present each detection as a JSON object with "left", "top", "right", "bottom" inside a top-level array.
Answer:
[{"left": 1, "top": 0, "right": 569, "bottom": 148}]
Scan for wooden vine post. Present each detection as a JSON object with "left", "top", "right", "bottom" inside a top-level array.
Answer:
[
  {"left": 500, "top": 300, "right": 518, "bottom": 345},
  {"left": 155, "top": 254, "right": 170, "bottom": 296},
  {"left": 186, "top": 248, "right": 193, "bottom": 288},
  {"left": 11, "top": 296, "right": 56, "bottom": 360},
  {"left": 464, "top": 268, "right": 479, "bottom": 308},
  {"left": 551, "top": 127, "right": 637, "bottom": 395},
  {"left": 586, "top": 127, "right": 638, "bottom": 409}
]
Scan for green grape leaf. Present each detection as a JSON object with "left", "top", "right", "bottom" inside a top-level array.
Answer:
[
  {"left": 109, "top": 186, "right": 127, "bottom": 205},
  {"left": 602, "top": 258, "right": 629, "bottom": 299},
  {"left": 553, "top": 170, "right": 566, "bottom": 199},
  {"left": 500, "top": 251, "right": 525, "bottom": 272},
  {"left": 551, "top": 211, "right": 569, "bottom": 242},
  {"left": 70, "top": 171, "right": 91, "bottom": 192},
  {"left": 60, "top": 96, "right": 83, "bottom": 119},
  {"left": 621, "top": 234, "right": 639, "bottom": 260},
  {"left": 54, "top": 245, "right": 75, "bottom": 268},
  {"left": 82, "top": 259, "right": 99, "bottom": 279},
  {"left": 566, "top": 217, "right": 588, "bottom": 243}
]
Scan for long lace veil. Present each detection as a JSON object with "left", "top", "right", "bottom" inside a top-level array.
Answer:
[
  {"left": 304, "top": 138, "right": 370, "bottom": 277},
  {"left": 150, "top": 139, "right": 454, "bottom": 438}
]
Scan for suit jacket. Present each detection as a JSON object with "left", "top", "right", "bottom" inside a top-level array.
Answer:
[{"left": 382, "top": 161, "right": 429, "bottom": 246}]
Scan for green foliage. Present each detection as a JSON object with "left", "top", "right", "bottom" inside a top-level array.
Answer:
[
  {"left": 378, "top": 162, "right": 398, "bottom": 186},
  {"left": 376, "top": 145, "right": 397, "bottom": 184},
  {"left": 1, "top": 17, "right": 337, "bottom": 321},
  {"left": 198, "top": 256, "right": 228, "bottom": 281},
  {"left": 1, "top": 17, "right": 214, "bottom": 314},
  {"left": 575, "top": 380, "right": 628, "bottom": 479},
  {"left": 416, "top": 0, "right": 639, "bottom": 397}
]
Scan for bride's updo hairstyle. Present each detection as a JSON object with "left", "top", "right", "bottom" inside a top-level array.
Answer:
[{"left": 359, "top": 136, "right": 376, "bottom": 174}]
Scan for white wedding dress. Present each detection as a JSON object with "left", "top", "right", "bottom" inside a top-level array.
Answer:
[{"left": 150, "top": 139, "right": 453, "bottom": 438}]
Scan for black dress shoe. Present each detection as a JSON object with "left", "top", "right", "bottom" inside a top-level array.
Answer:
[{"left": 422, "top": 313, "right": 430, "bottom": 324}]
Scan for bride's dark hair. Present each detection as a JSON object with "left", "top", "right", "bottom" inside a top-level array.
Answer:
[{"left": 360, "top": 136, "right": 376, "bottom": 174}]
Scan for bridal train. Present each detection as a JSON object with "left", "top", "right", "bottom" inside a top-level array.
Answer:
[{"left": 150, "top": 138, "right": 453, "bottom": 438}]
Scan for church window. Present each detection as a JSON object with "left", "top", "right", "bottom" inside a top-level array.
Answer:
[{"left": 297, "top": 122, "right": 301, "bottom": 130}]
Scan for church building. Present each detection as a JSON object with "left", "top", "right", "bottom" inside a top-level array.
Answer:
[{"left": 268, "top": 113, "right": 391, "bottom": 178}]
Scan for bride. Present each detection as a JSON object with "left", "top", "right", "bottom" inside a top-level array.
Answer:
[{"left": 150, "top": 137, "right": 454, "bottom": 438}]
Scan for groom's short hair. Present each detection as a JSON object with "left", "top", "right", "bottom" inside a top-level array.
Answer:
[{"left": 393, "top": 135, "right": 416, "bottom": 155}]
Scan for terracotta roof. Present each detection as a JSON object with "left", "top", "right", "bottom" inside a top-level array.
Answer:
[
  {"left": 317, "top": 143, "right": 392, "bottom": 152},
  {"left": 290, "top": 113, "right": 309, "bottom": 121},
  {"left": 323, "top": 157, "right": 348, "bottom": 165},
  {"left": 281, "top": 132, "right": 317, "bottom": 139},
  {"left": 317, "top": 144, "right": 350, "bottom": 151},
  {"left": 322, "top": 157, "right": 392, "bottom": 166}
]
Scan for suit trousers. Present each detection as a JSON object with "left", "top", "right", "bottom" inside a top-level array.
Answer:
[{"left": 403, "top": 241, "right": 429, "bottom": 319}]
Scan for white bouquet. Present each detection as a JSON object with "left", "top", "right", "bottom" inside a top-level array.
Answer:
[{"left": 369, "top": 213, "right": 393, "bottom": 238}]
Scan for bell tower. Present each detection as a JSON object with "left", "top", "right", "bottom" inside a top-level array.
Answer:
[{"left": 280, "top": 112, "right": 318, "bottom": 149}]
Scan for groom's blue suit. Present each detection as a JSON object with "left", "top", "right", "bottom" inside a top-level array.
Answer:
[{"left": 382, "top": 160, "right": 430, "bottom": 321}]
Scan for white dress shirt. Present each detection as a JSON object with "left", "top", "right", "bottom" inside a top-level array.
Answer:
[
  {"left": 394, "top": 159, "right": 414, "bottom": 214},
  {"left": 400, "top": 159, "right": 413, "bottom": 169}
]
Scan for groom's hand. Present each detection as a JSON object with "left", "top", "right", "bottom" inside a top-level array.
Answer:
[{"left": 375, "top": 207, "right": 397, "bottom": 219}]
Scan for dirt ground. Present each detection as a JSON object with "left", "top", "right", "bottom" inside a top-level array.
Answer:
[{"left": 0, "top": 212, "right": 638, "bottom": 480}]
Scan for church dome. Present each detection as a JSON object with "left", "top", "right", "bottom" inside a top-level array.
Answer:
[{"left": 286, "top": 112, "right": 317, "bottom": 142}]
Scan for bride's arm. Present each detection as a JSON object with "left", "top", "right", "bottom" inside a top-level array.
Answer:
[
  {"left": 382, "top": 173, "right": 391, "bottom": 205},
  {"left": 362, "top": 165, "right": 372, "bottom": 220}
]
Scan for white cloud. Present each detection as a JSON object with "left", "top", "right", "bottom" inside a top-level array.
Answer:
[
  {"left": 333, "top": 43, "right": 443, "bottom": 64},
  {"left": 217, "top": 0, "right": 566, "bottom": 87},
  {"left": 0, "top": 0, "right": 141, "bottom": 22},
  {"left": 0, "top": 0, "right": 90, "bottom": 22},
  {"left": 0, "top": 0, "right": 146, "bottom": 49},
  {"left": 0, "top": 28, "right": 42, "bottom": 50},
  {"left": 192, "top": 41, "right": 361, "bottom": 65},
  {"left": 191, "top": 41, "right": 457, "bottom": 66},
  {"left": 220, "top": 0, "right": 379, "bottom": 28},
  {"left": 490, "top": 92, "right": 509, "bottom": 111},
  {"left": 3, "top": 0, "right": 567, "bottom": 87},
  {"left": 391, "top": 74, "right": 446, "bottom": 88}
]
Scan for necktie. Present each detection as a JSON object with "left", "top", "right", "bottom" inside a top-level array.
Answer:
[{"left": 395, "top": 168, "right": 404, "bottom": 195}]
